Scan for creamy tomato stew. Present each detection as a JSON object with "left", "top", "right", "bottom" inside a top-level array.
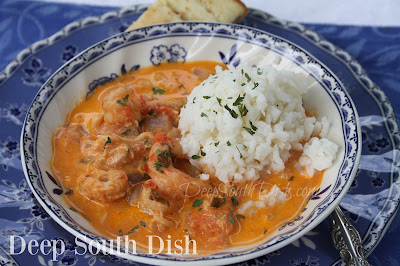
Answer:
[{"left": 51, "top": 61, "right": 323, "bottom": 254}]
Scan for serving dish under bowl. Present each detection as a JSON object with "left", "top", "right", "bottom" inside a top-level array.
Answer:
[{"left": 20, "top": 22, "right": 361, "bottom": 265}]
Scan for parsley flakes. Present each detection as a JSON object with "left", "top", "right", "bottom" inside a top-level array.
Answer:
[
  {"left": 252, "top": 82, "right": 259, "bottom": 90},
  {"left": 191, "top": 155, "right": 201, "bottom": 160},
  {"left": 244, "top": 127, "right": 256, "bottom": 135},
  {"left": 231, "top": 196, "right": 239, "bottom": 206},
  {"left": 245, "top": 72, "right": 251, "bottom": 82},
  {"left": 250, "top": 121, "right": 258, "bottom": 131},
  {"left": 233, "top": 94, "right": 245, "bottom": 106},
  {"left": 192, "top": 198, "right": 204, "bottom": 207},
  {"left": 224, "top": 104, "right": 238, "bottom": 118},
  {"left": 116, "top": 100, "right": 126, "bottom": 106},
  {"left": 154, "top": 161, "right": 167, "bottom": 173},
  {"left": 238, "top": 104, "right": 248, "bottom": 117},
  {"left": 103, "top": 137, "right": 111, "bottom": 151},
  {"left": 127, "top": 225, "right": 139, "bottom": 234},
  {"left": 152, "top": 87, "right": 166, "bottom": 94}
]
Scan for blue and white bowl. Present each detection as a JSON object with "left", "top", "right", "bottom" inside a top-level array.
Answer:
[{"left": 20, "top": 22, "right": 361, "bottom": 265}]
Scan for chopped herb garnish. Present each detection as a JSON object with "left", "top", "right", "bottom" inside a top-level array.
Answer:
[
  {"left": 121, "top": 129, "right": 130, "bottom": 135},
  {"left": 183, "top": 103, "right": 187, "bottom": 108},
  {"left": 252, "top": 82, "right": 259, "bottom": 90},
  {"left": 149, "top": 109, "right": 157, "bottom": 116},
  {"left": 244, "top": 127, "right": 256, "bottom": 135},
  {"left": 231, "top": 196, "right": 239, "bottom": 206},
  {"left": 118, "top": 229, "right": 123, "bottom": 236},
  {"left": 229, "top": 210, "right": 235, "bottom": 224},
  {"left": 222, "top": 194, "right": 226, "bottom": 203},
  {"left": 201, "top": 112, "right": 208, "bottom": 118},
  {"left": 228, "top": 97, "right": 232, "bottom": 99},
  {"left": 216, "top": 97, "right": 222, "bottom": 106},
  {"left": 162, "top": 146, "right": 170, "bottom": 157},
  {"left": 156, "top": 149, "right": 162, "bottom": 154},
  {"left": 142, "top": 157, "right": 147, "bottom": 164},
  {"left": 224, "top": 104, "right": 238, "bottom": 118},
  {"left": 233, "top": 79, "right": 236, "bottom": 82},
  {"left": 191, "top": 155, "right": 201, "bottom": 160},
  {"left": 260, "top": 189, "right": 264, "bottom": 192},
  {"left": 236, "top": 146, "right": 243, "bottom": 158},
  {"left": 192, "top": 198, "right": 204, "bottom": 207},
  {"left": 154, "top": 161, "right": 166, "bottom": 173},
  {"left": 250, "top": 121, "right": 258, "bottom": 131},
  {"left": 241, "top": 69, "right": 244, "bottom": 75},
  {"left": 127, "top": 225, "right": 139, "bottom": 234},
  {"left": 214, "top": 142, "right": 220, "bottom": 147},
  {"left": 203, "top": 96, "right": 211, "bottom": 99},
  {"left": 241, "top": 83, "right": 246, "bottom": 86},
  {"left": 257, "top": 69, "right": 263, "bottom": 75},
  {"left": 245, "top": 72, "right": 251, "bottom": 82},
  {"left": 140, "top": 221, "right": 146, "bottom": 227},
  {"left": 238, "top": 104, "right": 248, "bottom": 117},
  {"left": 233, "top": 94, "right": 245, "bottom": 106},
  {"left": 152, "top": 87, "right": 166, "bottom": 94},
  {"left": 243, "top": 144, "right": 247, "bottom": 148},
  {"left": 126, "top": 146, "right": 130, "bottom": 154},
  {"left": 103, "top": 137, "right": 111, "bottom": 151},
  {"left": 193, "top": 97, "right": 196, "bottom": 103},
  {"left": 200, "top": 150, "right": 206, "bottom": 156},
  {"left": 213, "top": 110, "right": 217, "bottom": 114},
  {"left": 123, "top": 94, "right": 129, "bottom": 101},
  {"left": 227, "top": 141, "right": 231, "bottom": 146},
  {"left": 117, "top": 100, "right": 126, "bottom": 106},
  {"left": 149, "top": 194, "right": 153, "bottom": 200},
  {"left": 198, "top": 208, "right": 203, "bottom": 211}
]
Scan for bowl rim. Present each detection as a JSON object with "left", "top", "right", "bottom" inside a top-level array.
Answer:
[{"left": 20, "top": 21, "right": 362, "bottom": 265}]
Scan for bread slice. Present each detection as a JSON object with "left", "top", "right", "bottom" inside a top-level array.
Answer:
[{"left": 126, "top": 0, "right": 247, "bottom": 31}]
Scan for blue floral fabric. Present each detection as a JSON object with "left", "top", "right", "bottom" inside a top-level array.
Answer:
[{"left": 0, "top": 1, "right": 399, "bottom": 265}]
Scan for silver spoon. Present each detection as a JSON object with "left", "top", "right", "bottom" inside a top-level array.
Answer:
[{"left": 330, "top": 206, "right": 371, "bottom": 266}]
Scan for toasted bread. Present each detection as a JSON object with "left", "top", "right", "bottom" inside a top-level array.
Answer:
[{"left": 126, "top": 0, "right": 247, "bottom": 31}]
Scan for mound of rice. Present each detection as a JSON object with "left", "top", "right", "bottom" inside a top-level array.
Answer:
[{"left": 178, "top": 65, "right": 338, "bottom": 183}]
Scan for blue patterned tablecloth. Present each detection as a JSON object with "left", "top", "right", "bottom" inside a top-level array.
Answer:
[{"left": 0, "top": 1, "right": 399, "bottom": 265}]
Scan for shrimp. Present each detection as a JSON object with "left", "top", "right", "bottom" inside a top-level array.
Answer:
[
  {"left": 56, "top": 124, "right": 85, "bottom": 147},
  {"left": 79, "top": 169, "right": 128, "bottom": 202},
  {"left": 102, "top": 87, "right": 142, "bottom": 125},
  {"left": 186, "top": 198, "right": 235, "bottom": 249},
  {"left": 145, "top": 132, "right": 205, "bottom": 200},
  {"left": 140, "top": 180, "right": 181, "bottom": 213},
  {"left": 81, "top": 134, "right": 150, "bottom": 169}
]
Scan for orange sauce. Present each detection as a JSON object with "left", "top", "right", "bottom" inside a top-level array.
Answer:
[{"left": 51, "top": 61, "right": 323, "bottom": 254}]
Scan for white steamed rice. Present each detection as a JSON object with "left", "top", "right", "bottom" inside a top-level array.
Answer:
[{"left": 178, "top": 64, "right": 338, "bottom": 183}]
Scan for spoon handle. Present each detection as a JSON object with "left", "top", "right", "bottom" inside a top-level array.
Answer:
[{"left": 330, "top": 206, "right": 371, "bottom": 266}]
